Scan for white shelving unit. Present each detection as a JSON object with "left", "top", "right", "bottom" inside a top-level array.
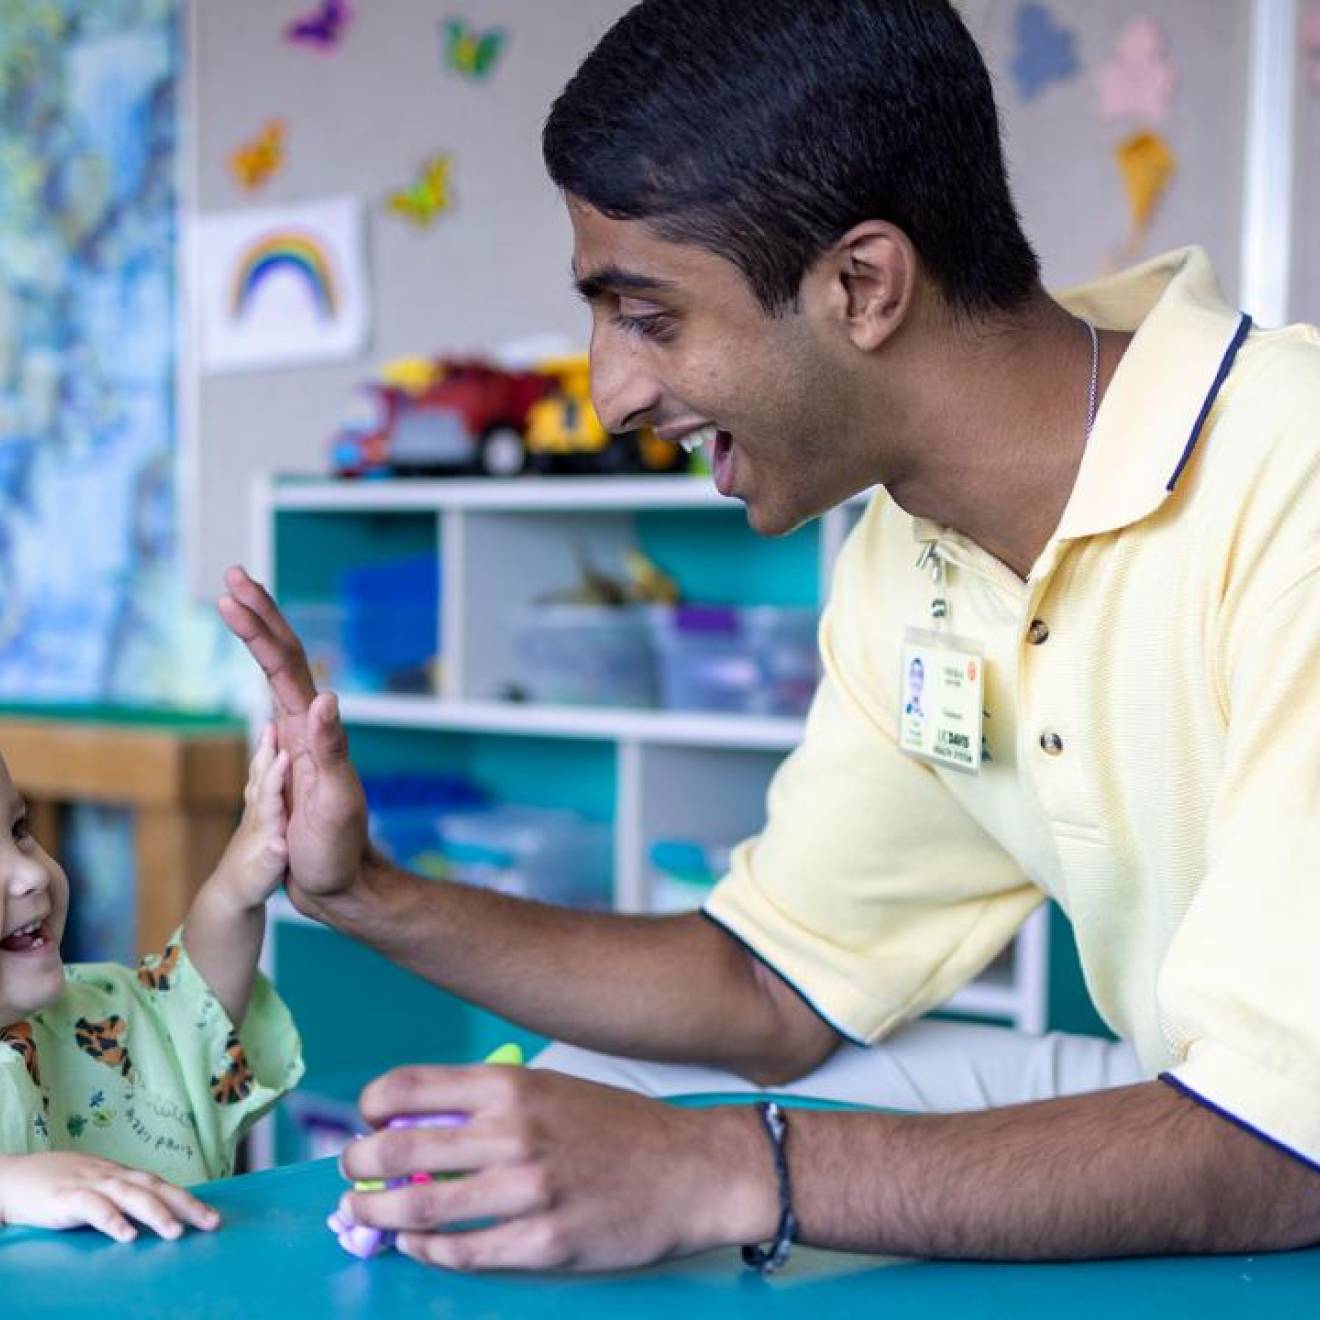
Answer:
[{"left": 253, "top": 473, "right": 1050, "bottom": 1033}]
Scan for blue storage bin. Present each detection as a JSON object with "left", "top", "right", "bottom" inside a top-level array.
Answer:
[
  {"left": 363, "top": 772, "right": 488, "bottom": 868},
  {"left": 339, "top": 553, "right": 440, "bottom": 693}
]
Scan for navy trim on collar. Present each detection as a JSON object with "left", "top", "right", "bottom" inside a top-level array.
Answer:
[{"left": 1166, "top": 312, "right": 1253, "bottom": 492}]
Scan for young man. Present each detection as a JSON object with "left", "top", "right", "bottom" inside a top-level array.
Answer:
[{"left": 220, "top": 0, "right": 1320, "bottom": 1272}]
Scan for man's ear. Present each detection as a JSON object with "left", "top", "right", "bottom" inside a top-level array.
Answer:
[{"left": 817, "top": 222, "right": 916, "bottom": 352}]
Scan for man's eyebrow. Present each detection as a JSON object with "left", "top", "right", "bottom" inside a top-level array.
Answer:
[{"left": 572, "top": 264, "right": 679, "bottom": 303}]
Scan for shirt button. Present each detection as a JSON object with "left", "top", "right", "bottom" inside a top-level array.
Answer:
[
  {"left": 1027, "top": 619, "right": 1050, "bottom": 645},
  {"left": 1040, "top": 732, "right": 1064, "bottom": 756}
]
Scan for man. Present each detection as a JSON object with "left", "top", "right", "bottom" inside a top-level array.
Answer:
[{"left": 220, "top": 0, "right": 1320, "bottom": 1272}]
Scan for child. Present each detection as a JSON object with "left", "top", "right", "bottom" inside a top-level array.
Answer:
[{"left": 0, "top": 725, "right": 303, "bottom": 1242}]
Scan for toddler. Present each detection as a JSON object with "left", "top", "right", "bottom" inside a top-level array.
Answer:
[{"left": 0, "top": 725, "right": 303, "bottom": 1242}]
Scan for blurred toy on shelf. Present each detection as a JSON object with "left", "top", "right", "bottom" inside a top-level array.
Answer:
[
  {"left": 328, "top": 352, "right": 692, "bottom": 480},
  {"left": 329, "top": 356, "right": 553, "bottom": 478},
  {"left": 525, "top": 354, "right": 689, "bottom": 475}
]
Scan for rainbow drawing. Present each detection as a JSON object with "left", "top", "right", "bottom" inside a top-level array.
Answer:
[{"left": 230, "top": 230, "right": 339, "bottom": 321}]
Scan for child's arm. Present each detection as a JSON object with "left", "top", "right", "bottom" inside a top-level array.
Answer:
[
  {"left": 0, "top": 1151, "right": 220, "bottom": 1241},
  {"left": 182, "top": 725, "right": 290, "bottom": 1026}
]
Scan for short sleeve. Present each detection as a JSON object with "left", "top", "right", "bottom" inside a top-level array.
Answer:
[
  {"left": 703, "top": 517, "right": 1043, "bottom": 1043},
  {"left": 1158, "top": 563, "right": 1320, "bottom": 1169},
  {"left": 131, "top": 933, "right": 304, "bottom": 1180},
  {"left": 0, "top": 1026, "right": 52, "bottom": 1155}
]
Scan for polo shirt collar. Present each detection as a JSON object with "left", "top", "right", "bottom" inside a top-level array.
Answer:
[
  {"left": 1052, "top": 246, "right": 1250, "bottom": 541},
  {"left": 909, "top": 247, "right": 1251, "bottom": 551}
]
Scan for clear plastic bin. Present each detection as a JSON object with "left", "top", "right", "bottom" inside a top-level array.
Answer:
[
  {"left": 510, "top": 604, "right": 656, "bottom": 708},
  {"left": 437, "top": 805, "right": 612, "bottom": 908},
  {"left": 648, "top": 605, "right": 820, "bottom": 717},
  {"left": 743, "top": 605, "right": 820, "bottom": 718}
]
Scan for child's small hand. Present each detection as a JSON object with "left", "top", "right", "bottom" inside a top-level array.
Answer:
[
  {"left": 0, "top": 1151, "right": 220, "bottom": 1241},
  {"left": 213, "top": 723, "right": 291, "bottom": 910}
]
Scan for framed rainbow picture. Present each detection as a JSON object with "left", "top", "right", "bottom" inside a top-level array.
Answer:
[{"left": 192, "top": 196, "right": 369, "bottom": 372}]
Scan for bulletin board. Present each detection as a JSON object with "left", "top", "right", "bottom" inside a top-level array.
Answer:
[
  {"left": 179, "top": 0, "right": 636, "bottom": 596},
  {"left": 180, "top": 0, "right": 1261, "bottom": 598}
]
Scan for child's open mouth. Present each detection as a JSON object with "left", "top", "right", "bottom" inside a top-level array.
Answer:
[{"left": 0, "top": 919, "right": 52, "bottom": 953}]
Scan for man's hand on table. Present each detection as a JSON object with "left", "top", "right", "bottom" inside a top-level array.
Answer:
[
  {"left": 338, "top": 1064, "right": 778, "bottom": 1272},
  {"left": 217, "top": 566, "right": 369, "bottom": 916}
]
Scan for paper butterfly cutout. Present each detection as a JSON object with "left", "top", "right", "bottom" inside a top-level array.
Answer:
[
  {"left": 1095, "top": 17, "right": 1177, "bottom": 122},
  {"left": 387, "top": 155, "right": 453, "bottom": 226},
  {"left": 1009, "top": 2, "right": 1078, "bottom": 102},
  {"left": 228, "top": 119, "right": 286, "bottom": 192},
  {"left": 444, "top": 18, "right": 507, "bottom": 80},
  {"left": 1304, "top": 0, "right": 1320, "bottom": 95},
  {"left": 285, "top": 0, "right": 353, "bottom": 51}
]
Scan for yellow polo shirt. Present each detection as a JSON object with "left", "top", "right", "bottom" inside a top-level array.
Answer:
[{"left": 705, "top": 247, "right": 1320, "bottom": 1168}]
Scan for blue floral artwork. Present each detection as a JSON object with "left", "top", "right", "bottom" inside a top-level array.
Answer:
[
  {"left": 1009, "top": 2, "right": 1079, "bottom": 102},
  {"left": 0, "top": 1, "right": 247, "bottom": 705}
]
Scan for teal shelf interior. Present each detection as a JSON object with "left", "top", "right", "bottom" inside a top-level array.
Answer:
[
  {"left": 635, "top": 509, "right": 820, "bottom": 607},
  {"left": 274, "top": 510, "right": 438, "bottom": 601},
  {"left": 347, "top": 725, "right": 616, "bottom": 821}
]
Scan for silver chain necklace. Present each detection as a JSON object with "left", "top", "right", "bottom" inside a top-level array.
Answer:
[{"left": 1082, "top": 316, "right": 1100, "bottom": 442}]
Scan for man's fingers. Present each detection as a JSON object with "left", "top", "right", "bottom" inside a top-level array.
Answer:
[
  {"left": 71, "top": 1189, "right": 138, "bottom": 1244},
  {"left": 223, "top": 566, "right": 303, "bottom": 650},
  {"left": 342, "top": 1165, "right": 552, "bottom": 1234},
  {"left": 396, "top": 1216, "right": 571, "bottom": 1272},
  {"left": 121, "top": 1171, "right": 221, "bottom": 1232},
  {"left": 342, "top": 1122, "right": 531, "bottom": 1184},
  {"left": 100, "top": 1179, "right": 183, "bottom": 1240},
  {"left": 357, "top": 1062, "right": 522, "bottom": 1129},
  {"left": 217, "top": 570, "right": 317, "bottom": 718},
  {"left": 309, "top": 692, "right": 350, "bottom": 769}
]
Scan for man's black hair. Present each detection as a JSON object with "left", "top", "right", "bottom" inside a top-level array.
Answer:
[{"left": 543, "top": 0, "right": 1040, "bottom": 317}]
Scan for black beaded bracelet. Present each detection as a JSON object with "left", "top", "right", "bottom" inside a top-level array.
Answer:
[{"left": 740, "top": 1100, "right": 798, "bottom": 1274}]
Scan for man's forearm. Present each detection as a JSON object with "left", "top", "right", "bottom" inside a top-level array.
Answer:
[
  {"left": 300, "top": 853, "right": 834, "bottom": 1079},
  {"left": 772, "top": 1080, "right": 1320, "bottom": 1258}
]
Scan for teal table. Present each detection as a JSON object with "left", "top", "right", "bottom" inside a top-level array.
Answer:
[{"left": 2, "top": 1156, "right": 1317, "bottom": 1318}]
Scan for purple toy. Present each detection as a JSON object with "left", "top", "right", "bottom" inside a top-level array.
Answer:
[{"left": 328, "top": 1112, "right": 468, "bottom": 1259}]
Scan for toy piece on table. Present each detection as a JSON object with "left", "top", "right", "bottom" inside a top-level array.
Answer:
[{"left": 327, "top": 1044, "right": 525, "bottom": 1259}]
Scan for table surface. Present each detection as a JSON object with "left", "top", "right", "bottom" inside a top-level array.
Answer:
[{"left": 2, "top": 1157, "right": 1317, "bottom": 1318}]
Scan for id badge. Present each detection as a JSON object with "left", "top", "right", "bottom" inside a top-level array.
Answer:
[{"left": 898, "top": 627, "right": 984, "bottom": 774}]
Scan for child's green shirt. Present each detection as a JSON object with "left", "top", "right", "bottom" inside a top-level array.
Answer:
[{"left": 0, "top": 933, "right": 303, "bottom": 1183}]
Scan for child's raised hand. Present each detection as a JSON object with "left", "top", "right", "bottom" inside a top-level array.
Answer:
[
  {"left": 0, "top": 1151, "right": 220, "bottom": 1241},
  {"left": 215, "top": 723, "right": 291, "bottom": 908}
]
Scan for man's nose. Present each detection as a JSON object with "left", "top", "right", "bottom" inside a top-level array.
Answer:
[{"left": 590, "top": 335, "right": 661, "bottom": 435}]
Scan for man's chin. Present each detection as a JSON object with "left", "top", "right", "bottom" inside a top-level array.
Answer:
[{"left": 743, "top": 493, "right": 810, "bottom": 539}]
